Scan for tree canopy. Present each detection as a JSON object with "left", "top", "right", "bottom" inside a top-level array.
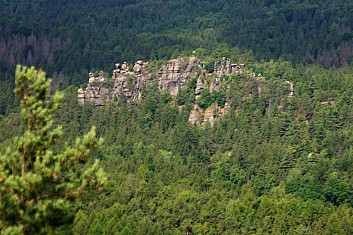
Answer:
[
  {"left": 0, "top": 0, "right": 352, "bottom": 82},
  {"left": 0, "top": 66, "right": 105, "bottom": 234}
]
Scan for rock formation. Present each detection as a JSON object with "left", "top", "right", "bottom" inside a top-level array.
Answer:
[
  {"left": 214, "top": 57, "right": 244, "bottom": 77},
  {"left": 202, "top": 103, "right": 217, "bottom": 126},
  {"left": 78, "top": 56, "right": 248, "bottom": 126},
  {"left": 77, "top": 88, "right": 85, "bottom": 105},
  {"left": 188, "top": 106, "right": 201, "bottom": 126},
  {"left": 79, "top": 57, "right": 207, "bottom": 105},
  {"left": 158, "top": 57, "right": 204, "bottom": 96},
  {"left": 112, "top": 61, "right": 150, "bottom": 101},
  {"left": 195, "top": 76, "right": 207, "bottom": 99},
  {"left": 78, "top": 71, "right": 108, "bottom": 106}
]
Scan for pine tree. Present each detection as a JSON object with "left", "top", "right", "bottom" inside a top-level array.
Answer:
[{"left": 0, "top": 65, "right": 106, "bottom": 234}]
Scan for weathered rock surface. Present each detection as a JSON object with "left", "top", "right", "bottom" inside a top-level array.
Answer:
[
  {"left": 202, "top": 103, "right": 217, "bottom": 127},
  {"left": 112, "top": 61, "right": 151, "bottom": 101},
  {"left": 158, "top": 57, "right": 204, "bottom": 97},
  {"left": 78, "top": 71, "right": 108, "bottom": 106},
  {"left": 195, "top": 76, "right": 207, "bottom": 99},
  {"left": 79, "top": 57, "right": 207, "bottom": 105},
  {"left": 214, "top": 57, "right": 244, "bottom": 77},
  {"left": 77, "top": 88, "right": 85, "bottom": 105},
  {"left": 189, "top": 102, "right": 229, "bottom": 127},
  {"left": 188, "top": 107, "right": 201, "bottom": 126},
  {"left": 78, "top": 56, "right": 252, "bottom": 126}
]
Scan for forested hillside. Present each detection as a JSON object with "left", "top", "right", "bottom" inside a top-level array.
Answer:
[
  {"left": 2, "top": 0, "right": 353, "bottom": 234},
  {"left": 2, "top": 55, "right": 353, "bottom": 233},
  {"left": 0, "top": 0, "right": 353, "bottom": 82}
]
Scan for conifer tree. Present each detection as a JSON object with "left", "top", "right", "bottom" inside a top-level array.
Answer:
[{"left": 0, "top": 66, "right": 106, "bottom": 234}]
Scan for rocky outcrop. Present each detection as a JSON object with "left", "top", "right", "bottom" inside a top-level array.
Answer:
[
  {"left": 112, "top": 61, "right": 151, "bottom": 101},
  {"left": 77, "top": 88, "right": 85, "bottom": 105},
  {"left": 79, "top": 57, "right": 208, "bottom": 105},
  {"left": 158, "top": 58, "right": 184, "bottom": 96},
  {"left": 78, "top": 56, "right": 247, "bottom": 125},
  {"left": 78, "top": 71, "right": 108, "bottom": 106},
  {"left": 195, "top": 76, "right": 207, "bottom": 99},
  {"left": 214, "top": 57, "right": 244, "bottom": 77},
  {"left": 158, "top": 57, "right": 204, "bottom": 96},
  {"left": 203, "top": 104, "right": 217, "bottom": 126},
  {"left": 188, "top": 102, "right": 229, "bottom": 127},
  {"left": 188, "top": 107, "right": 201, "bottom": 126}
]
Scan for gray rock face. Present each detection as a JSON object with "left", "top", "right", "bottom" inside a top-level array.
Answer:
[
  {"left": 112, "top": 61, "right": 151, "bottom": 102},
  {"left": 78, "top": 56, "right": 244, "bottom": 125},
  {"left": 158, "top": 57, "right": 203, "bottom": 97},
  {"left": 202, "top": 103, "right": 217, "bottom": 127},
  {"left": 111, "top": 57, "right": 205, "bottom": 101},
  {"left": 80, "top": 72, "right": 108, "bottom": 106},
  {"left": 188, "top": 108, "right": 201, "bottom": 126},
  {"left": 79, "top": 57, "right": 207, "bottom": 105},
  {"left": 195, "top": 76, "right": 207, "bottom": 99},
  {"left": 214, "top": 57, "right": 244, "bottom": 77},
  {"left": 77, "top": 88, "right": 85, "bottom": 105}
]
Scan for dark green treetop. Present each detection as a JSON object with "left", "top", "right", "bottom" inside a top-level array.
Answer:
[{"left": 0, "top": 66, "right": 106, "bottom": 234}]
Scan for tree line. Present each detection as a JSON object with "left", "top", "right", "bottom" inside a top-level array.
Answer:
[{"left": 0, "top": 0, "right": 352, "bottom": 82}]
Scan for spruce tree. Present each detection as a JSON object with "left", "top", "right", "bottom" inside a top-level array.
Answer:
[{"left": 0, "top": 66, "right": 106, "bottom": 234}]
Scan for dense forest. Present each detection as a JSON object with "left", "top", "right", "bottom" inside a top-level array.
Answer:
[
  {"left": 0, "top": 0, "right": 353, "bottom": 82},
  {"left": 1, "top": 0, "right": 353, "bottom": 234},
  {"left": 2, "top": 56, "right": 353, "bottom": 233}
]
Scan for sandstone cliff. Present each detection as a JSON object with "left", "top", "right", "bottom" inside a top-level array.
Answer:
[
  {"left": 78, "top": 56, "right": 244, "bottom": 103},
  {"left": 78, "top": 71, "right": 108, "bottom": 106},
  {"left": 78, "top": 57, "right": 296, "bottom": 126}
]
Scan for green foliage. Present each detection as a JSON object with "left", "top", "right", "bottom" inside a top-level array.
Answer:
[
  {"left": 214, "top": 89, "right": 226, "bottom": 107},
  {"left": 176, "top": 87, "right": 188, "bottom": 105},
  {"left": 1, "top": 0, "right": 352, "bottom": 81},
  {"left": 0, "top": 80, "right": 19, "bottom": 116},
  {"left": 197, "top": 88, "right": 214, "bottom": 109},
  {"left": 2, "top": 55, "right": 353, "bottom": 233},
  {"left": 176, "top": 77, "right": 197, "bottom": 106},
  {"left": 0, "top": 66, "right": 106, "bottom": 234}
]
